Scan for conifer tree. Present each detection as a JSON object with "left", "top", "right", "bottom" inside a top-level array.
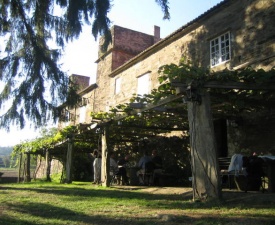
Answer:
[{"left": 0, "top": 0, "right": 170, "bottom": 130}]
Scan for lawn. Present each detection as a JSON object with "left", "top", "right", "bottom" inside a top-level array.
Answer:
[{"left": 0, "top": 182, "right": 275, "bottom": 225}]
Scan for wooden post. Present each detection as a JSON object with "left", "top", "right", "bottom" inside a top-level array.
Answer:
[
  {"left": 187, "top": 90, "right": 221, "bottom": 201},
  {"left": 65, "top": 136, "right": 74, "bottom": 183},
  {"left": 24, "top": 153, "right": 31, "bottom": 182},
  {"left": 101, "top": 125, "right": 110, "bottom": 187},
  {"left": 45, "top": 149, "right": 51, "bottom": 181},
  {"left": 18, "top": 153, "right": 22, "bottom": 183}
]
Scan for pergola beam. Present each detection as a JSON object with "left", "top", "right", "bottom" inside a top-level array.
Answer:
[{"left": 171, "top": 81, "right": 275, "bottom": 90}]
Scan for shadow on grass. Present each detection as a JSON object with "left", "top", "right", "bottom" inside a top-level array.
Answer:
[
  {"left": 0, "top": 184, "right": 275, "bottom": 225},
  {"left": 0, "top": 183, "right": 193, "bottom": 202},
  {"left": 2, "top": 183, "right": 275, "bottom": 208},
  {"left": 2, "top": 201, "right": 191, "bottom": 225},
  {"left": 1, "top": 201, "right": 275, "bottom": 225}
]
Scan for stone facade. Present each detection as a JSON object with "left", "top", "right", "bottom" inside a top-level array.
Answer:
[
  {"left": 70, "top": 74, "right": 90, "bottom": 91},
  {"left": 58, "top": 80, "right": 97, "bottom": 128},
  {"left": 62, "top": 0, "right": 275, "bottom": 156},
  {"left": 92, "top": 0, "right": 275, "bottom": 113},
  {"left": 94, "top": 25, "right": 161, "bottom": 112}
]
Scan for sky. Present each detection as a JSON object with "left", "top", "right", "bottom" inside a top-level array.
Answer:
[{"left": 0, "top": 0, "right": 223, "bottom": 147}]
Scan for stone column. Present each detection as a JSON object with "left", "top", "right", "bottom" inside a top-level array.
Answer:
[{"left": 187, "top": 90, "right": 221, "bottom": 201}]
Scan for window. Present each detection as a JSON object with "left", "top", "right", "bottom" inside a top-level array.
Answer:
[
  {"left": 64, "top": 109, "right": 72, "bottom": 126},
  {"left": 79, "top": 106, "right": 86, "bottom": 123},
  {"left": 137, "top": 73, "right": 150, "bottom": 96},
  {"left": 115, "top": 77, "right": 121, "bottom": 94},
  {"left": 210, "top": 32, "right": 231, "bottom": 67}
]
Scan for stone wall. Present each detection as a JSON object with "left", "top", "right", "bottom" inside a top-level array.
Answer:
[
  {"left": 95, "top": 25, "right": 160, "bottom": 112},
  {"left": 72, "top": 89, "right": 97, "bottom": 125},
  {"left": 70, "top": 74, "right": 90, "bottom": 91},
  {"left": 35, "top": 157, "right": 63, "bottom": 179}
]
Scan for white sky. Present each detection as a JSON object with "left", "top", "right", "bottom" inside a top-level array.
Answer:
[{"left": 0, "top": 0, "right": 223, "bottom": 147}]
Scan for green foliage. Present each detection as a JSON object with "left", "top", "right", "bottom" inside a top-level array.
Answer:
[
  {"left": 11, "top": 127, "right": 60, "bottom": 156},
  {"left": 158, "top": 59, "right": 275, "bottom": 116},
  {"left": 158, "top": 59, "right": 275, "bottom": 88},
  {"left": 158, "top": 59, "right": 209, "bottom": 86},
  {"left": 50, "top": 172, "right": 63, "bottom": 183},
  {"left": 91, "top": 111, "right": 117, "bottom": 121},
  {"left": 72, "top": 153, "right": 93, "bottom": 181},
  {"left": 57, "top": 125, "right": 77, "bottom": 138}
]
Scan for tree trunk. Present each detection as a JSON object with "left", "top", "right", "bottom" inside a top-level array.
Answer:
[
  {"left": 187, "top": 90, "right": 221, "bottom": 201},
  {"left": 101, "top": 125, "right": 110, "bottom": 187}
]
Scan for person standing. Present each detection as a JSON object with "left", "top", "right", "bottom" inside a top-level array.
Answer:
[
  {"left": 136, "top": 151, "right": 152, "bottom": 185},
  {"left": 92, "top": 149, "right": 102, "bottom": 184}
]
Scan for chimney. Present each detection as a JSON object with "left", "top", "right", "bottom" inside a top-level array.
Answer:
[
  {"left": 70, "top": 74, "right": 90, "bottom": 92},
  {"left": 154, "top": 25, "right": 161, "bottom": 43}
]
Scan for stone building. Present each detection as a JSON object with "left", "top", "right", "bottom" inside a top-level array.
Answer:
[
  {"left": 58, "top": 74, "right": 97, "bottom": 128},
  {"left": 61, "top": 0, "right": 275, "bottom": 156}
]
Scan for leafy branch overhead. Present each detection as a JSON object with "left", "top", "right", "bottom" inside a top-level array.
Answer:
[
  {"left": 86, "top": 63, "right": 274, "bottom": 146},
  {"left": 87, "top": 61, "right": 275, "bottom": 128},
  {"left": 158, "top": 59, "right": 275, "bottom": 87},
  {"left": 105, "top": 60, "right": 275, "bottom": 119},
  {"left": 158, "top": 60, "right": 275, "bottom": 116},
  {"left": 12, "top": 125, "right": 95, "bottom": 156},
  {"left": 0, "top": 0, "right": 170, "bottom": 130}
]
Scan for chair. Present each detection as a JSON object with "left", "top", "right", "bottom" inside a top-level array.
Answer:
[
  {"left": 242, "top": 156, "right": 266, "bottom": 192},
  {"left": 218, "top": 157, "right": 234, "bottom": 189},
  {"left": 141, "top": 161, "right": 155, "bottom": 186},
  {"left": 110, "top": 167, "right": 122, "bottom": 186}
]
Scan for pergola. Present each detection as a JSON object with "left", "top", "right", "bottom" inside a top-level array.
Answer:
[{"left": 18, "top": 65, "right": 275, "bottom": 201}]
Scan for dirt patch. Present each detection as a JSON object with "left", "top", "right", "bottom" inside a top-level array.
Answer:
[
  {"left": 0, "top": 170, "right": 18, "bottom": 177},
  {"left": 112, "top": 185, "right": 192, "bottom": 195},
  {"left": 0, "top": 169, "right": 19, "bottom": 183},
  {"left": 135, "top": 186, "right": 192, "bottom": 195},
  {"left": 113, "top": 185, "right": 275, "bottom": 203}
]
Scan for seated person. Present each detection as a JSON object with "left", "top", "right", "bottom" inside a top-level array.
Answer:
[
  {"left": 117, "top": 155, "right": 131, "bottom": 185},
  {"left": 228, "top": 154, "right": 244, "bottom": 175},
  {"left": 136, "top": 151, "right": 153, "bottom": 185}
]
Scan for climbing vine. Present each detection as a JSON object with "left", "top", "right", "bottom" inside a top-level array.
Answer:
[{"left": 11, "top": 60, "right": 275, "bottom": 183}]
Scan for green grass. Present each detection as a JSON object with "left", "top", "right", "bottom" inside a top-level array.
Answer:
[
  {"left": 0, "top": 167, "right": 17, "bottom": 171},
  {"left": 0, "top": 181, "right": 275, "bottom": 225}
]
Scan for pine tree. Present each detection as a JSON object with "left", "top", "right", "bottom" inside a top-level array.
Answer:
[{"left": 0, "top": 0, "right": 170, "bottom": 130}]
